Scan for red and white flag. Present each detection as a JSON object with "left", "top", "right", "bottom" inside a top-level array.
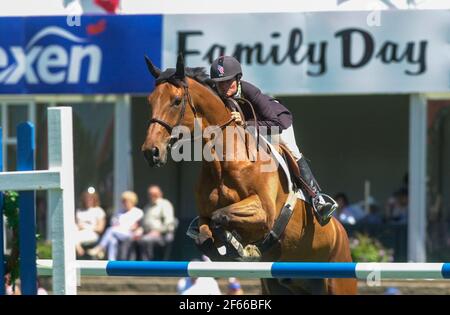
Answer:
[{"left": 93, "top": 0, "right": 120, "bottom": 14}]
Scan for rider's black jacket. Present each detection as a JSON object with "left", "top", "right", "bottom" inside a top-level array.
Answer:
[{"left": 221, "top": 81, "right": 293, "bottom": 133}]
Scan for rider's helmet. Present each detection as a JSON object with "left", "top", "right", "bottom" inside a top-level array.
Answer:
[{"left": 210, "top": 56, "right": 242, "bottom": 82}]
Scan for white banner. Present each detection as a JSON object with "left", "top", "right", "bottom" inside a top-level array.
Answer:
[{"left": 163, "top": 10, "right": 450, "bottom": 95}]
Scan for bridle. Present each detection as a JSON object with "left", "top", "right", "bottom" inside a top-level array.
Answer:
[
  {"left": 148, "top": 81, "right": 236, "bottom": 147},
  {"left": 148, "top": 83, "right": 196, "bottom": 147}
]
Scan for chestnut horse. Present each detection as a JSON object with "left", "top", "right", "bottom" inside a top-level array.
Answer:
[{"left": 141, "top": 55, "right": 357, "bottom": 295}]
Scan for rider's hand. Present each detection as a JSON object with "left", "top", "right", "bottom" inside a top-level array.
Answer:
[{"left": 231, "top": 111, "right": 243, "bottom": 126}]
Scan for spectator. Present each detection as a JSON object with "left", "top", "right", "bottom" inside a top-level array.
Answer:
[
  {"left": 384, "top": 287, "right": 401, "bottom": 295},
  {"left": 181, "top": 276, "right": 222, "bottom": 295},
  {"left": 4, "top": 274, "right": 21, "bottom": 295},
  {"left": 75, "top": 190, "right": 106, "bottom": 257},
  {"left": 178, "top": 256, "right": 221, "bottom": 295},
  {"left": 134, "top": 185, "right": 176, "bottom": 260},
  {"left": 4, "top": 277, "right": 47, "bottom": 295},
  {"left": 37, "top": 278, "right": 48, "bottom": 295},
  {"left": 389, "top": 187, "right": 408, "bottom": 224},
  {"left": 5, "top": 284, "right": 20, "bottom": 295},
  {"left": 37, "top": 287, "right": 48, "bottom": 295},
  {"left": 359, "top": 203, "right": 383, "bottom": 225},
  {"left": 177, "top": 277, "right": 194, "bottom": 294},
  {"left": 227, "top": 278, "right": 244, "bottom": 295},
  {"left": 333, "top": 193, "right": 363, "bottom": 225},
  {"left": 385, "top": 195, "right": 397, "bottom": 221},
  {"left": 88, "top": 191, "right": 143, "bottom": 260}
]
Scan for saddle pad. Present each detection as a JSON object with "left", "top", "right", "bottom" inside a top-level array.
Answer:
[{"left": 257, "top": 135, "right": 308, "bottom": 204}]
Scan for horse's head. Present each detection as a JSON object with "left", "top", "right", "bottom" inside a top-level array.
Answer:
[{"left": 141, "top": 54, "right": 198, "bottom": 167}]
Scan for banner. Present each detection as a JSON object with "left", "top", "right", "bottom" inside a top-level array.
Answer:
[
  {"left": 2, "top": 11, "right": 450, "bottom": 95},
  {"left": 164, "top": 10, "right": 450, "bottom": 94},
  {"left": 0, "top": 15, "right": 162, "bottom": 94}
]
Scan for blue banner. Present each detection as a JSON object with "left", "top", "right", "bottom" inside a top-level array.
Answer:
[{"left": 0, "top": 15, "right": 162, "bottom": 94}]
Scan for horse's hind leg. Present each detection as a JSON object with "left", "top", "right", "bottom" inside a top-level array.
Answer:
[
  {"left": 261, "top": 279, "right": 295, "bottom": 295},
  {"left": 283, "top": 279, "right": 328, "bottom": 295},
  {"left": 262, "top": 279, "right": 328, "bottom": 295},
  {"left": 327, "top": 278, "right": 358, "bottom": 295}
]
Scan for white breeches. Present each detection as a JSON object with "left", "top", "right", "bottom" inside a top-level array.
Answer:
[
  {"left": 278, "top": 125, "right": 302, "bottom": 160},
  {"left": 76, "top": 229, "right": 100, "bottom": 245}
]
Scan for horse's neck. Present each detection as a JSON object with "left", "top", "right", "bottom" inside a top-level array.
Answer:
[
  {"left": 190, "top": 80, "right": 265, "bottom": 183},
  {"left": 190, "top": 80, "right": 230, "bottom": 127}
]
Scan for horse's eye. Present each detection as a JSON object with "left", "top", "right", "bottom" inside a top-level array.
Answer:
[{"left": 173, "top": 97, "right": 182, "bottom": 106}]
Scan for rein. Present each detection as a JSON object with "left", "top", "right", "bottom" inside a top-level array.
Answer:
[{"left": 230, "top": 97, "right": 260, "bottom": 152}]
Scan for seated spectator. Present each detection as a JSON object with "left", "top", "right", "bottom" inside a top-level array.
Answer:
[
  {"left": 333, "top": 193, "right": 362, "bottom": 225},
  {"left": 134, "top": 185, "right": 176, "bottom": 260},
  {"left": 88, "top": 191, "right": 143, "bottom": 260},
  {"left": 75, "top": 190, "right": 106, "bottom": 257}
]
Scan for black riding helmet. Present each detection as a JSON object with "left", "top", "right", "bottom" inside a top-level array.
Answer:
[{"left": 210, "top": 56, "right": 242, "bottom": 82}]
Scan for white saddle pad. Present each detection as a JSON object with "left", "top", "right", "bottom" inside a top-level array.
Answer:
[{"left": 258, "top": 135, "right": 308, "bottom": 204}]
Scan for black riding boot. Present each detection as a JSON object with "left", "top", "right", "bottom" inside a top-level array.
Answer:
[{"left": 296, "top": 156, "right": 337, "bottom": 226}]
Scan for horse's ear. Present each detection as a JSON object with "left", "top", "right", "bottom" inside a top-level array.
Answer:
[
  {"left": 144, "top": 55, "right": 161, "bottom": 78},
  {"left": 175, "top": 53, "right": 185, "bottom": 79}
]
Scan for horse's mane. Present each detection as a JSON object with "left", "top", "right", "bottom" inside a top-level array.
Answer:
[{"left": 155, "top": 67, "right": 216, "bottom": 91}]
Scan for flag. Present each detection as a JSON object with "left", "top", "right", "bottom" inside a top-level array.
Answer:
[{"left": 94, "top": 0, "right": 120, "bottom": 14}]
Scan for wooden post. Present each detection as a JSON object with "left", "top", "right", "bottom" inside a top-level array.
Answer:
[
  {"left": 17, "top": 122, "right": 37, "bottom": 295},
  {"left": 0, "top": 127, "right": 4, "bottom": 295},
  {"left": 48, "top": 107, "right": 77, "bottom": 295},
  {"left": 408, "top": 95, "right": 427, "bottom": 262}
]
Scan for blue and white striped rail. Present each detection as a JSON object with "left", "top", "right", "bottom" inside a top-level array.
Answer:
[{"left": 36, "top": 260, "right": 450, "bottom": 280}]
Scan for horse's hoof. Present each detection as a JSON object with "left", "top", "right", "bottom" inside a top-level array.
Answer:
[
  {"left": 243, "top": 244, "right": 262, "bottom": 260},
  {"left": 211, "top": 213, "right": 230, "bottom": 227}
]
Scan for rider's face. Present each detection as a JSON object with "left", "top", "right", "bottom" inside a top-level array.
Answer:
[{"left": 217, "top": 79, "right": 238, "bottom": 97}]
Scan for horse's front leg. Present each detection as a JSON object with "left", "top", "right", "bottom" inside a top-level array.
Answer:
[
  {"left": 211, "top": 194, "right": 270, "bottom": 243},
  {"left": 198, "top": 216, "right": 213, "bottom": 244},
  {"left": 194, "top": 216, "right": 226, "bottom": 260}
]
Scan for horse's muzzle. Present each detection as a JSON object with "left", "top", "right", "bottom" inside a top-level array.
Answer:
[{"left": 143, "top": 146, "right": 163, "bottom": 167}]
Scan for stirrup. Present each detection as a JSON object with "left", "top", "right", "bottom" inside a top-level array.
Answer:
[
  {"left": 312, "top": 193, "right": 338, "bottom": 226},
  {"left": 186, "top": 216, "right": 201, "bottom": 241}
]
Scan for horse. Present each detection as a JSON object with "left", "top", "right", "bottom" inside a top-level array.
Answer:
[{"left": 141, "top": 55, "right": 357, "bottom": 295}]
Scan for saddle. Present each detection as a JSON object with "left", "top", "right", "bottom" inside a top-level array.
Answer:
[{"left": 278, "top": 144, "right": 301, "bottom": 188}]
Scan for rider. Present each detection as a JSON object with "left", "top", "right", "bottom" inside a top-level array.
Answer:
[{"left": 209, "top": 55, "right": 337, "bottom": 225}]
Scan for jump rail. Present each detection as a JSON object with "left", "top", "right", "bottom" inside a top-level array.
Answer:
[{"left": 36, "top": 260, "right": 450, "bottom": 280}]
